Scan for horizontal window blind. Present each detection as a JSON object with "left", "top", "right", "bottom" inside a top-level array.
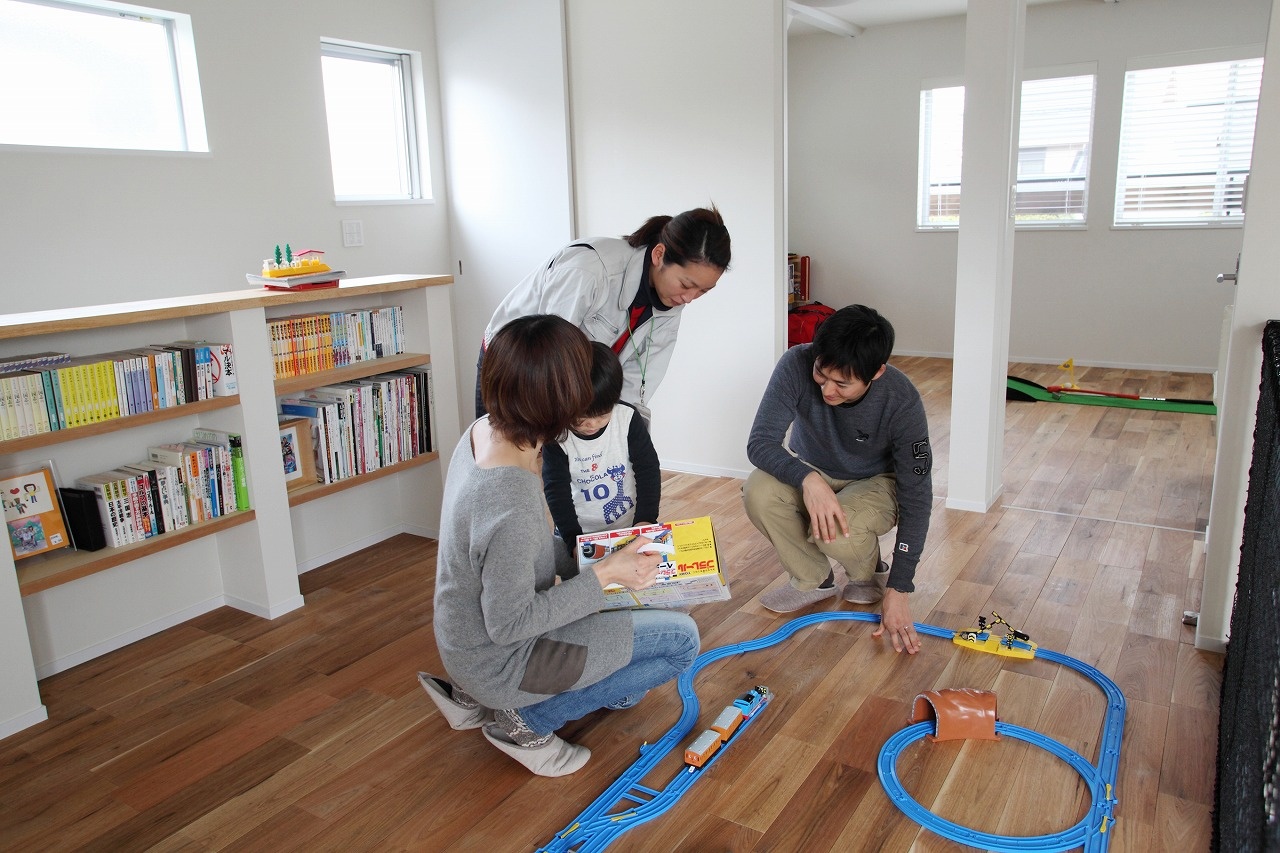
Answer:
[
  {"left": 1114, "top": 57, "right": 1263, "bottom": 226},
  {"left": 918, "top": 74, "right": 1095, "bottom": 229},
  {"left": 1015, "top": 75, "right": 1095, "bottom": 225}
]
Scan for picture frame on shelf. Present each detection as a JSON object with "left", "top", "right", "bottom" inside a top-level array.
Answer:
[
  {"left": 278, "top": 417, "right": 317, "bottom": 491},
  {"left": 1, "top": 460, "right": 72, "bottom": 561}
]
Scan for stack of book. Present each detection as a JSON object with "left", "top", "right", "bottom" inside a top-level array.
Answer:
[
  {"left": 278, "top": 365, "right": 434, "bottom": 485},
  {"left": 74, "top": 428, "right": 250, "bottom": 548},
  {"left": 267, "top": 306, "right": 405, "bottom": 380},
  {"left": 787, "top": 252, "right": 811, "bottom": 304},
  {"left": 0, "top": 351, "right": 72, "bottom": 440},
  {"left": 0, "top": 342, "right": 237, "bottom": 439}
]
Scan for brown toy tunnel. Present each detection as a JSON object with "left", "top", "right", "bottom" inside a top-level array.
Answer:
[{"left": 911, "top": 688, "right": 1000, "bottom": 742}]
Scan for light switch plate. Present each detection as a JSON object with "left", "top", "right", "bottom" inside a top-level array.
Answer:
[{"left": 342, "top": 219, "right": 364, "bottom": 248}]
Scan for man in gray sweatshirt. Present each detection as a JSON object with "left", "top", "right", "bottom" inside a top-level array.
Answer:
[{"left": 744, "top": 304, "right": 931, "bottom": 654}]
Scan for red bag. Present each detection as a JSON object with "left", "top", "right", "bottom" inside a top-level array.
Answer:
[{"left": 787, "top": 302, "right": 835, "bottom": 348}]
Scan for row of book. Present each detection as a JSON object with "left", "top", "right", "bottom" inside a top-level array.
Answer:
[
  {"left": 787, "top": 252, "right": 811, "bottom": 304},
  {"left": 74, "top": 428, "right": 250, "bottom": 548},
  {"left": 0, "top": 342, "right": 239, "bottom": 441},
  {"left": 278, "top": 364, "right": 434, "bottom": 485},
  {"left": 268, "top": 306, "right": 406, "bottom": 380}
]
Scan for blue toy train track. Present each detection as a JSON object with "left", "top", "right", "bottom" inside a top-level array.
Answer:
[{"left": 538, "top": 613, "right": 1124, "bottom": 853}]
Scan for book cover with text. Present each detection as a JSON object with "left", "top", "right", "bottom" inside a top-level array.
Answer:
[{"left": 2, "top": 465, "right": 71, "bottom": 560}]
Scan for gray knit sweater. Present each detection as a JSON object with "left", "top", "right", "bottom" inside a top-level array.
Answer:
[
  {"left": 433, "top": 420, "right": 634, "bottom": 710},
  {"left": 746, "top": 345, "right": 933, "bottom": 593}
]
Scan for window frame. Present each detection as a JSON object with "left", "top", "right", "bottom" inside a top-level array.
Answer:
[
  {"left": 0, "top": 0, "right": 208, "bottom": 153},
  {"left": 319, "top": 38, "right": 432, "bottom": 204},
  {"left": 916, "top": 64, "right": 1097, "bottom": 232},
  {"left": 1112, "top": 48, "right": 1264, "bottom": 229}
]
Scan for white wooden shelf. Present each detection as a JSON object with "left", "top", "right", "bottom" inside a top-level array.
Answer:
[{"left": 0, "top": 274, "right": 460, "bottom": 740}]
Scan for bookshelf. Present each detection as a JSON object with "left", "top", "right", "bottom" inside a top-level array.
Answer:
[{"left": 0, "top": 275, "right": 458, "bottom": 740}]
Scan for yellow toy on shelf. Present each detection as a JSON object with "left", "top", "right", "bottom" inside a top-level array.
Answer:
[{"left": 261, "top": 246, "right": 331, "bottom": 278}]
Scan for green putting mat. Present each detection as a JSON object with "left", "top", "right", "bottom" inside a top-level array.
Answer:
[{"left": 1006, "top": 376, "right": 1216, "bottom": 415}]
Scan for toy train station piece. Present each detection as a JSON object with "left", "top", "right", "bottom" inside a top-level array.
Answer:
[
  {"left": 684, "top": 686, "right": 771, "bottom": 767},
  {"left": 952, "top": 611, "right": 1038, "bottom": 659}
]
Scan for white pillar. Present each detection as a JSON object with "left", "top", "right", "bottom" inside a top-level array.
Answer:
[
  {"left": 946, "top": 0, "right": 1026, "bottom": 512},
  {"left": 1197, "top": 0, "right": 1280, "bottom": 652}
]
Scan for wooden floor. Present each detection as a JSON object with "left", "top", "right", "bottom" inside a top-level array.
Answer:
[{"left": 0, "top": 358, "right": 1223, "bottom": 852}]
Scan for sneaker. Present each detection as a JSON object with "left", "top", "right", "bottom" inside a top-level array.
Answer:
[
  {"left": 842, "top": 560, "right": 890, "bottom": 605},
  {"left": 482, "top": 711, "right": 591, "bottom": 777},
  {"left": 491, "top": 707, "right": 555, "bottom": 748},
  {"left": 417, "top": 672, "right": 490, "bottom": 730},
  {"left": 760, "top": 581, "right": 838, "bottom": 614}
]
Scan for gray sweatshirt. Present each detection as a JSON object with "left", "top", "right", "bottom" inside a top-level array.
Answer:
[
  {"left": 746, "top": 345, "right": 933, "bottom": 592},
  {"left": 433, "top": 421, "right": 634, "bottom": 710}
]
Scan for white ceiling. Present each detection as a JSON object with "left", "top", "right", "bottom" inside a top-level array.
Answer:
[{"left": 788, "top": 0, "right": 1091, "bottom": 36}]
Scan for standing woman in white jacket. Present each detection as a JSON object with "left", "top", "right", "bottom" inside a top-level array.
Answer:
[{"left": 477, "top": 206, "right": 731, "bottom": 423}]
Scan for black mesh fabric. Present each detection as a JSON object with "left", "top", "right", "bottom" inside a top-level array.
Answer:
[{"left": 1214, "top": 320, "right": 1280, "bottom": 852}]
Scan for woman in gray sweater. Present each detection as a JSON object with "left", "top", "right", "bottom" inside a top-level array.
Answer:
[{"left": 420, "top": 315, "right": 700, "bottom": 777}]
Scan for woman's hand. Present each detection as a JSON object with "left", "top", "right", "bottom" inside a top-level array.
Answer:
[
  {"left": 801, "top": 471, "right": 848, "bottom": 543},
  {"left": 592, "top": 536, "right": 664, "bottom": 591}
]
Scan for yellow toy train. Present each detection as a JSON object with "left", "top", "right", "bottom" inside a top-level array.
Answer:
[{"left": 952, "top": 611, "right": 1037, "bottom": 659}]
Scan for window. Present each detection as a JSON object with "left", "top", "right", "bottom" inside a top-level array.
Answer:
[
  {"left": 0, "top": 0, "right": 207, "bottom": 152},
  {"left": 320, "top": 41, "right": 429, "bottom": 202},
  {"left": 1114, "top": 56, "right": 1263, "bottom": 227},
  {"left": 918, "top": 86, "right": 965, "bottom": 227},
  {"left": 918, "top": 72, "right": 1096, "bottom": 229}
]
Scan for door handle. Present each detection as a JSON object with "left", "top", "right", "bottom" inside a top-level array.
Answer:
[{"left": 1217, "top": 272, "right": 1238, "bottom": 284}]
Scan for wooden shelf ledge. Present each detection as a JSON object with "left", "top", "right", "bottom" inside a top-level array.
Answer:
[
  {"left": 273, "top": 353, "right": 430, "bottom": 398},
  {"left": 17, "top": 510, "right": 257, "bottom": 596},
  {"left": 287, "top": 452, "right": 438, "bottom": 507},
  {"left": 0, "top": 396, "right": 240, "bottom": 455}
]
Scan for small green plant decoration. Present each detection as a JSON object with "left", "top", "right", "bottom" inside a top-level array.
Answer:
[
  {"left": 274, "top": 244, "right": 283, "bottom": 266},
  {"left": 285, "top": 244, "right": 293, "bottom": 264}
]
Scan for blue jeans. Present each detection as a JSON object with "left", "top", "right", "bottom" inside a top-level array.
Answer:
[{"left": 517, "top": 609, "right": 699, "bottom": 735}]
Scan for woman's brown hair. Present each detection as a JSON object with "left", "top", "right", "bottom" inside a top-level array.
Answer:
[{"left": 482, "top": 315, "right": 593, "bottom": 449}]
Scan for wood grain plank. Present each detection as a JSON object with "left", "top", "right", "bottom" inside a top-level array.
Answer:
[{"left": 0, "top": 359, "right": 1224, "bottom": 852}]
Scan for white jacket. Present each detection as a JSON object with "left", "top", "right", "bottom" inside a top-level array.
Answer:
[{"left": 484, "top": 238, "right": 684, "bottom": 409}]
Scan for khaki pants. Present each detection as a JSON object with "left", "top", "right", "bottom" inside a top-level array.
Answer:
[{"left": 743, "top": 468, "right": 898, "bottom": 591}]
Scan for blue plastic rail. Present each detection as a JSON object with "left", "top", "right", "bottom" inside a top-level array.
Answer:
[{"left": 538, "top": 613, "right": 1124, "bottom": 853}]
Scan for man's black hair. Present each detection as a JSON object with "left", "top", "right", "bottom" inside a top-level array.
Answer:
[{"left": 810, "top": 304, "right": 895, "bottom": 384}]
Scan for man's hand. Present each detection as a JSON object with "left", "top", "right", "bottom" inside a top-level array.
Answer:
[
  {"left": 800, "top": 472, "right": 848, "bottom": 543},
  {"left": 873, "top": 588, "right": 920, "bottom": 654}
]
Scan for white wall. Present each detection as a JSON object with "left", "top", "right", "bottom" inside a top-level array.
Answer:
[
  {"left": 434, "top": 0, "right": 575, "bottom": 429},
  {"left": 788, "top": 0, "right": 1270, "bottom": 371},
  {"left": 566, "top": 0, "right": 787, "bottom": 478},
  {"left": 1200, "top": 0, "right": 1280, "bottom": 651},
  {"left": 0, "top": 0, "right": 452, "bottom": 313}
]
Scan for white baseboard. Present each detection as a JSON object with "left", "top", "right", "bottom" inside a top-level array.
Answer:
[
  {"left": 658, "top": 461, "right": 749, "bottom": 480},
  {"left": 1003, "top": 355, "right": 1215, "bottom": 374},
  {"left": 894, "top": 350, "right": 1216, "bottom": 375},
  {"left": 1194, "top": 633, "right": 1228, "bottom": 654},
  {"left": 0, "top": 705, "right": 48, "bottom": 741},
  {"left": 224, "top": 593, "right": 305, "bottom": 620},
  {"left": 296, "top": 523, "right": 438, "bottom": 574},
  {"left": 401, "top": 522, "right": 440, "bottom": 539},
  {"left": 34, "top": 595, "right": 227, "bottom": 679},
  {"left": 945, "top": 495, "right": 998, "bottom": 513}
]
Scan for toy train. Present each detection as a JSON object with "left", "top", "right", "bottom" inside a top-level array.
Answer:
[
  {"left": 683, "top": 685, "right": 771, "bottom": 768},
  {"left": 952, "top": 611, "right": 1037, "bottom": 659}
]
